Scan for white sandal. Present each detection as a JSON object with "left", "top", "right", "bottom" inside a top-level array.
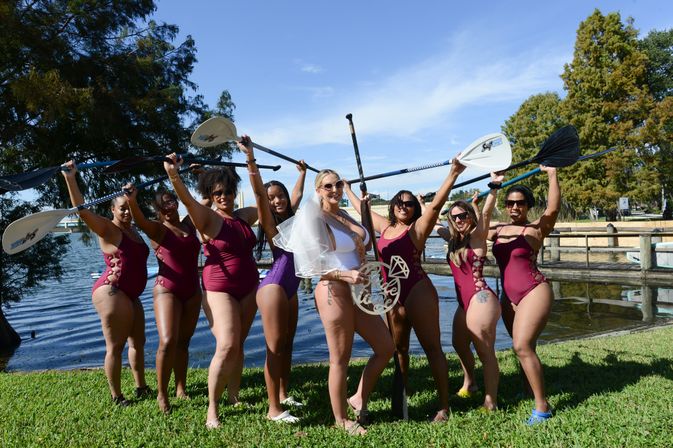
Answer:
[
  {"left": 280, "top": 396, "right": 304, "bottom": 408},
  {"left": 269, "top": 410, "right": 300, "bottom": 423}
]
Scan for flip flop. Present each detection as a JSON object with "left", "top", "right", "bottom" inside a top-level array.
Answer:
[
  {"left": 268, "top": 410, "right": 300, "bottom": 423},
  {"left": 280, "top": 396, "right": 304, "bottom": 408},
  {"left": 527, "top": 408, "right": 553, "bottom": 425},
  {"left": 456, "top": 387, "right": 480, "bottom": 399},
  {"left": 336, "top": 420, "right": 366, "bottom": 436}
]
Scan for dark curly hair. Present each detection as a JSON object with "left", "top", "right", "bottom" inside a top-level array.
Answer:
[
  {"left": 505, "top": 185, "right": 535, "bottom": 208},
  {"left": 255, "top": 180, "right": 295, "bottom": 260},
  {"left": 152, "top": 190, "right": 178, "bottom": 219},
  {"left": 197, "top": 167, "right": 241, "bottom": 199},
  {"left": 387, "top": 190, "right": 422, "bottom": 225}
]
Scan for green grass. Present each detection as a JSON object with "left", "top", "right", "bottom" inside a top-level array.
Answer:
[{"left": 2, "top": 326, "right": 673, "bottom": 447}]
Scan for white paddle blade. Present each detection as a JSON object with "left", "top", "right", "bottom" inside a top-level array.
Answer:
[
  {"left": 190, "top": 117, "right": 239, "bottom": 148},
  {"left": 2, "top": 209, "right": 71, "bottom": 254},
  {"left": 457, "top": 133, "right": 512, "bottom": 171}
]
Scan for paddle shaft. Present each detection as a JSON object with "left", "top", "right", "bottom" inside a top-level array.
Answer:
[
  {"left": 251, "top": 142, "right": 320, "bottom": 173},
  {"left": 347, "top": 159, "right": 453, "bottom": 184},
  {"left": 473, "top": 147, "right": 617, "bottom": 200}
]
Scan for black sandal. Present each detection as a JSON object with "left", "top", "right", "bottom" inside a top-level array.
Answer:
[
  {"left": 112, "top": 395, "right": 131, "bottom": 407},
  {"left": 135, "top": 385, "right": 152, "bottom": 398}
]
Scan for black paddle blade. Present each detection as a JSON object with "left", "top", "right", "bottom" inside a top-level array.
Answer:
[
  {"left": 536, "top": 125, "right": 580, "bottom": 167},
  {"left": 103, "top": 156, "right": 161, "bottom": 173},
  {"left": 0, "top": 166, "right": 60, "bottom": 192}
]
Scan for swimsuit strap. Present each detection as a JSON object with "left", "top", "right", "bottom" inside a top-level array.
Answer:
[{"left": 380, "top": 225, "right": 391, "bottom": 239}]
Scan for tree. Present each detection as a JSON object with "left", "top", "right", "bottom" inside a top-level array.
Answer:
[
  {"left": 560, "top": 10, "right": 654, "bottom": 216},
  {"left": 0, "top": 1, "right": 234, "bottom": 350},
  {"left": 501, "top": 92, "right": 565, "bottom": 208},
  {"left": 640, "top": 29, "right": 673, "bottom": 218}
]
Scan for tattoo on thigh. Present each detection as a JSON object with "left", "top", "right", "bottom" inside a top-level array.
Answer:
[
  {"left": 476, "top": 290, "right": 490, "bottom": 304},
  {"left": 107, "top": 286, "right": 119, "bottom": 296}
]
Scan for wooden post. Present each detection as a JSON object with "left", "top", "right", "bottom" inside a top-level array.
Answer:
[
  {"left": 640, "top": 285, "right": 653, "bottom": 322},
  {"left": 606, "top": 223, "right": 618, "bottom": 262},
  {"left": 585, "top": 234, "right": 590, "bottom": 267},
  {"left": 639, "top": 233, "right": 652, "bottom": 270},
  {"left": 550, "top": 230, "right": 560, "bottom": 262}
]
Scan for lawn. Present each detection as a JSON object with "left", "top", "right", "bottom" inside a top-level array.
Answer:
[{"left": 1, "top": 325, "right": 672, "bottom": 447}]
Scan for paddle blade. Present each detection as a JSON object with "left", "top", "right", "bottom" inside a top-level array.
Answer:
[
  {"left": 536, "top": 125, "right": 580, "bottom": 167},
  {"left": 457, "top": 133, "right": 512, "bottom": 171},
  {"left": 191, "top": 117, "right": 238, "bottom": 148},
  {"left": 102, "top": 156, "right": 154, "bottom": 173},
  {"left": 0, "top": 166, "right": 61, "bottom": 192},
  {"left": 2, "top": 209, "right": 71, "bottom": 254}
]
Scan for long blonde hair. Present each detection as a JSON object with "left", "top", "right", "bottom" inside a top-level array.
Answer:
[{"left": 447, "top": 200, "right": 478, "bottom": 267}]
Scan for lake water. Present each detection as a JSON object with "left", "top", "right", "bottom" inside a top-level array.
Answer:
[{"left": 2, "top": 233, "right": 671, "bottom": 372}]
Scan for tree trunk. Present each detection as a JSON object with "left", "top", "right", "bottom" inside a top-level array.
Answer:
[{"left": 0, "top": 306, "right": 21, "bottom": 355}]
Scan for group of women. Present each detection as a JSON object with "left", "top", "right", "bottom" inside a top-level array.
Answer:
[{"left": 60, "top": 134, "right": 560, "bottom": 433}]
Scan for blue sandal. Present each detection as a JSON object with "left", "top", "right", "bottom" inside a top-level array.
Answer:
[{"left": 527, "top": 408, "right": 553, "bottom": 425}]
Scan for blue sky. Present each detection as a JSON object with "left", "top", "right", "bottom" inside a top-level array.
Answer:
[{"left": 153, "top": 0, "right": 673, "bottom": 205}]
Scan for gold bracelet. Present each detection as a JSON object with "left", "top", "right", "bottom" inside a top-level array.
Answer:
[{"left": 335, "top": 270, "right": 340, "bottom": 281}]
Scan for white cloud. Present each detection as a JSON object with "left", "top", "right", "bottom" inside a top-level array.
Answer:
[
  {"left": 300, "top": 63, "right": 324, "bottom": 74},
  {"left": 255, "top": 32, "right": 569, "bottom": 149}
]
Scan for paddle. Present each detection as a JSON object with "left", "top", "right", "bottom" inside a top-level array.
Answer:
[
  {"left": 470, "top": 147, "right": 617, "bottom": 201},
  {"left": 346, "top": 133, "right": 512, "bottom": 184},
  {"left": 345, "top": 113, "right": 408, "bottom": 420},
  {"left": 190, "top": 116, "right": 321, "bottom": 173},
  {"left": 444, "top": 125, "right": 580, "bottom": 195},
  {"left": 103, "top": 155, "right": 281, "bottom": 173},
  {"left": 2, "top": 167, "right": 191, "bottom": 255},
  {"left": 0, "top": 161, "right": 118, "bottom": 194}
]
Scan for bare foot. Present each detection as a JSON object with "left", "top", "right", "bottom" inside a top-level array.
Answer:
[
  {"left": 205, "top": 419, "right": 221, "bottom": 429},
  {"left": 157, "top": 396, "right": 171, "bottom": 414},
  {"left": 176, "top": 391, "right": 190, "bottom": 400},
  {"left": 431, "top": 409, "right": 449, "bottom": 423},
  {"left": 337, "top": 419, "right": 366, "bottom": 436}
]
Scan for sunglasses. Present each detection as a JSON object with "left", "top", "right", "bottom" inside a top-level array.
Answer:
[
  {"left": 396, "top": 200, "right": 416, "bottom": 208},
  {"left": 505, "top": 199, "right": 528, "bottom": 208},
  {"left": 450, "top": 211, "right": 470, "bottom": 222},
  {"left": 321, "top": 180, "right": 344, "bottom": 191},
  {"left": 212, "top": 189, "right": 234, "bottom": 197}
]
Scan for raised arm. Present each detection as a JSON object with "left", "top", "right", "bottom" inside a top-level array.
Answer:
[
  {"left": 238, "top": 136, "right": 277, "bottom": 239},
  {"left": 412, "top": 158, "right": 465, "bottom": 242},
  {"left": 290, "top": 160, "right": 307, "bottom": 211},
  {"left": 472, "top": 172, "right": 504, "bottom": 241},
  {"left": 124, "top": 183, "right": 165, "bottom": 243},
  {"left": 535, "top": 166, "right": 560, "bottom": 238},
  {"left": 60, "top": 161, "right": 118, "bottom": 240},
  {"left": 342, "top": 180, "right": 388, "bottom": 233},
  {"left": 163, "top": 154, "right": 220, "bottom": 237}
]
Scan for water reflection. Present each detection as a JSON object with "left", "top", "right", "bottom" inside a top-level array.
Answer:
[{"left": 1, "top": 234, "right": 671, "bottom": 372}]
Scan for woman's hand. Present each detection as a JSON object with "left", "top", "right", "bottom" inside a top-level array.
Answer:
[
  {"left": 471, "top": 191, "right": 481, "bottom": 205},
  {"left": 339, "top": 269, "right": 366, "bottom": 285},
  {"left": 296, "top": 160, "right": 307, "bottom": 173},
  {"left": 539, "top": 165, "right": 557, "bottom": 175},
  {"left": 237, "top": 135, "right": 254, "bottom": 159},
  {"left": 163, "top": 153, "right": 183, "bottom": 176},
  {"left": 490, "top": 170, "right": 505, "bottom": 184},
  {"left": 61, "top": 160, "right": 77, "bottom": 179},
  {"left": 451, "top": 158, "right": 466, "bottom": 176},
  {"left": 123, "top": 183, "right": 138, "bottom": 201}
]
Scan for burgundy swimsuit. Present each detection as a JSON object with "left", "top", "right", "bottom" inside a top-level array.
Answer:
[
  {"left": 448, "top": 246, "right": 495, "bottom": 310},
  {"left": 155, "top": 226, "right": 201, "bottom": 301},
  {"left": 377, "top": 225, "right": 428, "bottom": 306},
  {"left": 93, "top": 232, "right": 150, "bottom": 299},
  {"left": 492, "top": 226, "right": 547, "bottom": 305}
]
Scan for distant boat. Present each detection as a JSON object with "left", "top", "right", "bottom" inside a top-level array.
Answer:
[
  {"left": 90, "top": 267, "right": 269, "bottom": 280},
  {"left": 625, "top": 242, "right": 673, "bottom": 269}
]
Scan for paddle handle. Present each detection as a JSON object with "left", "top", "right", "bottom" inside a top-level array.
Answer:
[{"left": 251, "top": 142, "right": 319, "bottom": 173}]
